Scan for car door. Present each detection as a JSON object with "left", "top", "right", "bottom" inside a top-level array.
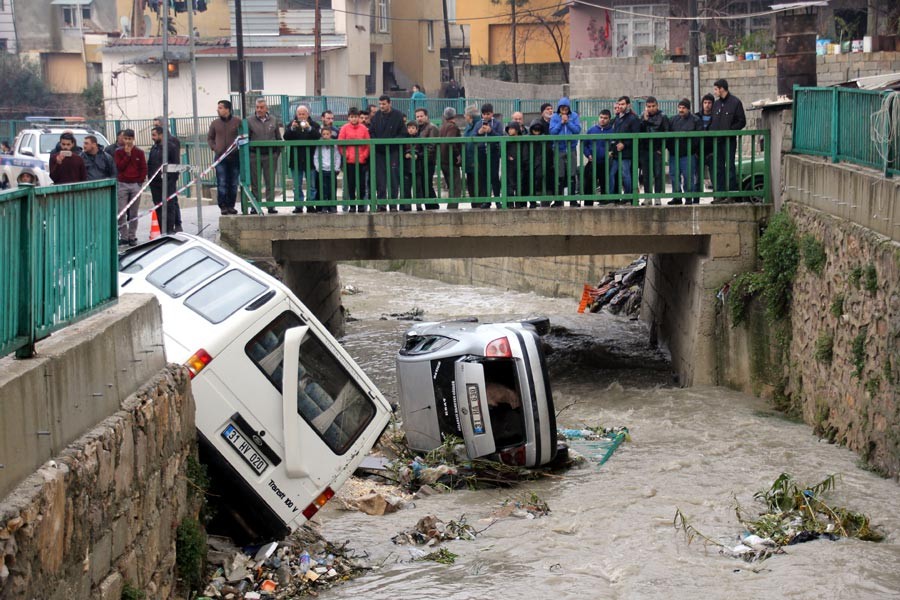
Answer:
[{"left": 453, "top": 359, "right": 497, "bottom": 458}]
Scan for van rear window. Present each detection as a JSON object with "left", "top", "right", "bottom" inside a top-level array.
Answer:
[
  {"left": 185, "top": 270, "right": 268, "bottom": 323},
  {"left": 245, "top": 312, "right": 377, "bottom": 455},
  {"left": 146, "top": 247, "right": 226, "bottom": 297},
  {"left": 119, "top": 237, "right": 184, "bottom": 274}
]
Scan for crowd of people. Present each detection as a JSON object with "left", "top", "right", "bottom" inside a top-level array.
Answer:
[{"left": 223, "top": 78, "right": 747, "bottom": 214}]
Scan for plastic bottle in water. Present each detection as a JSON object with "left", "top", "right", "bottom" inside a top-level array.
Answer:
[
  {"left": 326, "top": 553, "right": 335, "bottom": 569},
  {"left": 299, "top": 551, "right": 311, "bottom": 573}
]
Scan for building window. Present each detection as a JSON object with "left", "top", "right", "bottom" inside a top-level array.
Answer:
[
  {"left": 62, "top": 7, "right": 77, "bottom": 27},
  {"left": 0, "top": 1, "right": 6, "bottom": 11},
  {"left": 279, "top": 0, "right": 333, "bottom": 8},
  {"left": 614, "top": 4, "right": 668, "bottom": 57},
  {"left": 377, "top": 0, "right": 389, "bottom": 33},
  {"left": 229, "top": 60, "right": 265, "bottom": 92},
  {"left": 427, "top": 21, "right": 434, "bottom": 51},
  {"left": 82, "top": 7, "right": 92, "bottom": 21}
]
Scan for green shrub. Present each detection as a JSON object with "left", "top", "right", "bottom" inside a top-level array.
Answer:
[
  {"left": 830, "top": 294, "right": 844, "bottom": 318},
  {"left": 865, "top": 376, "right": 881, "bottom": 396},
  {"left": 121, "top": 583, "right": 145, "bottom": 600},
  {"left": 851, "top": 326, "right": 868, "bottom": 379},
  {"left": 757, "top": 211, "right": 800, "bottom": 321},
  {"left": 175, "top": 518, "right": 206, "bottom": 592},
  {"left": 863, "top": 264, "right": 878, "bottom": 293},
  {"left": 728, "top": 271, "right": 765, "bottom": 326},
  {"left": 800, "top": 234, "right": 826, "bottom": 275},
  {"left": 814, "top": 332, "right": 834, "bottom": 364},
  {"left": 849, "top": 266, "right": 863, "bottom": 288}
]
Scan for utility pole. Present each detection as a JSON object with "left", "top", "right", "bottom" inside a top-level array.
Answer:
[
  {"left": 511, "top": 0, "right": 518, "bottom": 83},
  {"left": 235, "top": 0, "right": 248, "bottom": 117},
  {"left": 689, "top": 0, "right": 700, "bottom": 111},
  {"left": 314, "top": 0, "right": 322, "bottom": 95},
  {"left": 161, "top": 0, "right": 170, "bottom": 234},
  {"left": 188, "top": 0, "right": 203, "bottom": 233},
  {"left": 442, "top": 0, "right": 455, "bottom": 83}
]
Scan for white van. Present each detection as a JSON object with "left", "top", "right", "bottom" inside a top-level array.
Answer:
[{"left": 118, "top": 234, "right": 392, "bottom": 541}]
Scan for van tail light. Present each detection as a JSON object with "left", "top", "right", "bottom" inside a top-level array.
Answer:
[
  {"left": 499, "top": 445, "right": 527, "bottom": 466},
  {"left": 302, "top": 486, "right": 335, "bottom": 520},
  {"left": 485, "top": 337, "right": 512, "bottom": 358},
  {"left": 185, "top": 349, "right": 213, "bottom": 379}
]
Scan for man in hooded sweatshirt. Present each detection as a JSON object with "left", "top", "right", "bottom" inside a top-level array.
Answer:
[{"left": 548, "top": 97, "right": 581, "bottom": 207}]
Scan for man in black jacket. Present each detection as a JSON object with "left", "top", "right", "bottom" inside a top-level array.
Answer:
[
  {"left": 369, "top": 95, "right": 406, "bottom": 211},
  {"left": 638, "top": 96, "right": 670, "bottom": 205},
  {"left": 82, "top": 135, "right": 117, "bottom": 181},
  {"left": 609, "top": 96, "right": 641, "bottom": 196},
  {"left": 667, "top": 99, "right": 701, "bottom": 205},
  {"left": 148, "top": 126, "right": 183, "bottom": 233},
  {"left": 710, "top": 78, "right": 747, "bottom": 200}
]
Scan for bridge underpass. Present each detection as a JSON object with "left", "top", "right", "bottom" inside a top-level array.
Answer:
[{"left": 219, "top": 204, "right": 772, "bottom": 387}]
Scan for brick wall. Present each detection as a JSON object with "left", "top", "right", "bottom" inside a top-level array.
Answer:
[
  {"left": 0, "top": 367, "right": 198, "bottom": 600},
  {"left": 461, "top": 74, "right": 566, "bottom": 104}
]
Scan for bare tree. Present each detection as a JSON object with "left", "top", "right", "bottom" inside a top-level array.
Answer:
[{"left": 491, "top": 0, "right": 530, "bottom": 83}]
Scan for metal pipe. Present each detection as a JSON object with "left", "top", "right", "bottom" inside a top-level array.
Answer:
[
  {"left": 235, "top": 0, "right": 248, "bottom": 118},
  {"left": 188, "top": 0, "right": 203, "bottom": 234},
  {"left": 161, "top": 0, "right": 169, "bottom": 234},
  {"left": 314, "top": 0, "right": 322, "bottom": 95}
]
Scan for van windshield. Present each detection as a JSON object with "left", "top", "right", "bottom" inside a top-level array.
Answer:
[{"left": 245, "top": 312, "right": 377, "bottom": 455}]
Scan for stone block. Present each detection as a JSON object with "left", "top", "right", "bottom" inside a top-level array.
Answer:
[
  {"left": 90, "top": 532, "right": 113, "bottom": 586},
  {"left": 98, "top": 572, "right": 124, "bottom": 600}
]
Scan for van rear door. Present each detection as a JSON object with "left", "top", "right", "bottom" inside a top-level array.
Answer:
[{"left": 454, "top": 359, "right": 496, "bottom": 458}]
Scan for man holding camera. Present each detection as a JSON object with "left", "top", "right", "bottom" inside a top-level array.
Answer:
[
  {"left": 283, "top": 104, "right": 321, "bottom": 213},
  {"left": 114, "top": 129, "right": 147, "bottom": 246},
  {"left": 49, "top": 132, "right": 87, "bottom": 184}
]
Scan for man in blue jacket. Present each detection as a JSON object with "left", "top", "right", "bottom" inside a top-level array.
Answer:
[
  {"left": 472, "top": 103, "right": 504, "bottom": 208},
  {"left": 549, "top": 97, "right": 581, "bottom": 206},
  {"left": 609, "top": 96, "right": 641, "bottom": 197},
  {"left": 582, "top": 109, "right": 614, "bottom": 206}
]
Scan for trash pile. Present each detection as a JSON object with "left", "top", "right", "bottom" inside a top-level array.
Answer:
[
  {"left": 380, "top": 307, "right": 424, "bottom": 321},
  {"left": 391, "top": 514, "right": 478, "bottom": 546},
  {"left": 578, "top": 256, "right": 646, "bottom": 316},
  {"left": 200, "top": 524, "right": 365, "bottom": 599},
  {"left": 494, "top": 492, "right": 552, "bottom": 520},
  {"left": 674, "top": 473, "right": 884, "bottom": 563},
  {"left": 558, "top": 427, "right": 630, "bottom": 466}
]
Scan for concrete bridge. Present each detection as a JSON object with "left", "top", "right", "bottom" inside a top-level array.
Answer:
[{"left": 220, "top": 204, "right": 772, "bottom": 387}]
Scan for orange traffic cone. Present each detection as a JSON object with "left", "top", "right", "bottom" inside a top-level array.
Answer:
[{"left": 149, "top": 210, "right": 161, "bottom": 240}]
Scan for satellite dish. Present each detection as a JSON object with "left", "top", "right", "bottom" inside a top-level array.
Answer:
[{"left": 120, "top": 15, "right": 131, "bottom": 36}]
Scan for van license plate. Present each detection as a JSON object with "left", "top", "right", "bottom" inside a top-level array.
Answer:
[{"left": 222, "top": 424, "right": 269, "bottom": 475}]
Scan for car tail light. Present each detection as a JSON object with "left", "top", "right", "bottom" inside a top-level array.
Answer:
[
  {"left": 499, "top": 445, "right": 527, "bottom": 466},
  {"left": 302, "top": 487, "right": 335, "bottom": 520},
  {"left": 185, "top": 349, "right": 212, "bottom": 379},
  {"left": 485, "top": 336, "right": 512, "bottom": 358}
]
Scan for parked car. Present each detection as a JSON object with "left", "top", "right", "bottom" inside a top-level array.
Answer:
[
  {"left": 0, "top": 117, "right": 109, "bottom": 189},
  {"left": 396, "top": 317, "right": 559, "bottom": 468},
  {"left": 118, "top": 234, "right": 393, "bottom": 541}
]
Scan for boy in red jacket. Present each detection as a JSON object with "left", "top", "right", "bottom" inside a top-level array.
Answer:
[
  {"left": 338, "top": 107, "right": 371, "bottom": 213},
  {"left": 114, "top": 129, "right": 148, "bottom": 246}
]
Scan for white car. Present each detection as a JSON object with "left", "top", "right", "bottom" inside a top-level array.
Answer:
[{"left": 0, "top": 120, "right": 110, "bottom": 189}]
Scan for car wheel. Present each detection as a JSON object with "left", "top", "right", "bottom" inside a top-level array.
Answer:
[{"left": 743, "top": 174, "right": 765, "bottom": 203}]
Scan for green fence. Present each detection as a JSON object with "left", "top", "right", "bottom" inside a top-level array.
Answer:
[
  {"left": 229, "top": 95, "right": 680, "bottom": 132},
  {"left": 0, "top": 180, "right": 118, "bottom": 358},
  {"left": 793, "top": 85, "right": 900, "bottom": 176},
  {"left": 238, "top": 129, "right": 770, "bottom": 214}
]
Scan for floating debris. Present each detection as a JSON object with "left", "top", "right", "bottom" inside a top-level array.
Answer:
[
  {"left": 380, "top": 307, "right": 425, "bottom": 321},
  {"left": 341, "top": 284, "right": 362, "bottom": 295},
  {"left": 496, "top": 492, "right": 551, "bottom": 519},
  {"left": 578, "top": 257, "right": 646, "bottom": 316},
  {"left": 417, "top": 547, "right": 458, "bottom": 564},
  {"left": 674, "top": 473, "right": 884, "bottom": 563},
  {"left": 200, "top": 523, "right": 366, "bottom": 598},
  {"left": 391, "top": 514, "right": 478, "bottom": 546},
  {"left": 558, "top": 427, "right": 630, "bottom": 466}
]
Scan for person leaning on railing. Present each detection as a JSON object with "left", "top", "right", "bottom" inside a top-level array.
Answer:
[
  {"left": 710, "top": 78, "right": 747, "bottom": 202},
  {"left": 413, "top": 108, "right": 440, "bottom": 210},
  {"left": 582, "top": 110, "right": 614, "bottom": 206},
  {"left": 472, "top": 103, "right": 505, "bottom": 209},
  {"left": 638, "top": 96, "right": 671, "bottom": 206},
  {"left": 247, "top": 98, "right": 283, "bottom": 214},
  {"left": 438, "top": 107, "right": 463, "bottom": 207},
  {"left": 283, "top": 105, "right": 321, "bottom": 214},
  {"left": 461, "top": 106, "right": 480, "bottom": 204},
  {"left": 548, "top": 96, "right": 582, "bottom": 207},
  {"left": 609, "top": 96, "right": 641, "bottom": 196}
]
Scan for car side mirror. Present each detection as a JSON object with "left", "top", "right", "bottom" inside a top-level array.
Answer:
[{"left": 20, "top": 149, "right": 34, "bottom": 157}]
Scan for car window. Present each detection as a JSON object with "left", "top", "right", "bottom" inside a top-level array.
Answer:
[
  {"left": 245, "top": 311, "right": 377, "bottom": 455},
  {"left": 185, "top": 269, "right": 268, "bottom": 324},
  {"left": 146, "top": 247, "right": 226, "bottom": 297},
  {"left": 119, "top": 237, "right": 185, "bottom": 274},
  {"left": 20, "top": 134, "right": 34, "bottom": 154}
]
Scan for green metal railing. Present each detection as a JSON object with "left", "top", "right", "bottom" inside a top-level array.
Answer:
[
  {"left": 793, "top": 85, "right": 899, "bottom": 176},
  {"left": 229, "top": 95, "right": 679, "bottom": 132},
  {"left": 1, "top": 180, "right": 118, "bottom": 358},
  {"left": 238, "top": 129, "right": 770, "bottom": 214}
]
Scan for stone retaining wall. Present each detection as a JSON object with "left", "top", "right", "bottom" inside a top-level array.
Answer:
[
  {"left": 0, "top": 367, "right": 198, "bottom": 599},
  {"left": 785, "top": 202, "right": 900, "bottom": 477}
]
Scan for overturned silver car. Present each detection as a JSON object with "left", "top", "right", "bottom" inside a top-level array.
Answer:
[{"left": 396, "top": 318, "right": 558, "bottom": 467}]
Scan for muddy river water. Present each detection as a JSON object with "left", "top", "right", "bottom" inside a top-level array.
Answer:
[{"left": 314, "top": 265, "right": 900, "bottom": 600}]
